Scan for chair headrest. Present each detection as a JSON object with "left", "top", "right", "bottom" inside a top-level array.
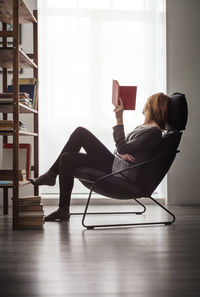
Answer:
[{"left": 166, "top": 92, "right": 188, "bottom": 131}]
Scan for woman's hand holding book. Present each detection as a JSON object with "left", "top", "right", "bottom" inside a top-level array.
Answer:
[{"left": 114, "top": 98, "right": 124, "bottom": 125}]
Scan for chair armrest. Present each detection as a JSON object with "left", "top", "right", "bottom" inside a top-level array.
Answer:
[{"left": 91, "top": 150, "right": 179, "bottom": 188}]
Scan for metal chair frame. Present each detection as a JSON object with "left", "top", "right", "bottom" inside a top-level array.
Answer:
[{"left": 71, "top": 152, "right": 178, "bottom": 229}]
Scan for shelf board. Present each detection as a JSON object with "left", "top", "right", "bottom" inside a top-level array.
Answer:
[
  {"left": 0, "top": 48, "right": 38, "bottom": 69},
  {"left": 19, "top": 130, "right": 38, "bottom": 136},
  {"left": 0, "top": 0, "right": 37, "bottom": 24},
  {"left": 0, "top": 180, "right": 31, "bottom": 188},
  {"left": 0, "top": 130, "right": 38, "bottom": 136},
  {"left": 0, "top": 102, "right": 38, "bottom": 114}
]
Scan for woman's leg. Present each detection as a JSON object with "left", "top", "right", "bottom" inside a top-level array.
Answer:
[
  {"left": 45, "top": 152, "right": 92, "bottom": 221},
  {"left": 44, "top": 127, "right": 115, "bottom": 221},
  {"left": 45, "top": 151, "right": 114, "bottom": 221},
  {"left": 34, "top": 127, "right": 114, "bottom": 186},
  {"left": 50, "top": 126, "right": 114, "bottom": 174},
  {"left": 58, "top": 152, "right": 93, "bottom": 208}
]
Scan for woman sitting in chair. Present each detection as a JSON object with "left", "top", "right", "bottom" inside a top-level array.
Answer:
[{"left": 31, "top": 92, "right": 170, "bottom": 221}]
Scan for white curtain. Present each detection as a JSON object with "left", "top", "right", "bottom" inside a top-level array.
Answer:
[{"left": 38, "top": 0, "right": 166, "bottom": 197}]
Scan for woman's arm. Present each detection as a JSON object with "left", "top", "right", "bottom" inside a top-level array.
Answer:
[
  {"left": 117, "top": 153, "right": 135, "bottom": 162},
  {"left": 113, "top": 125, "right": 162, "bottom": 155},
  {"left": 113, "top": 97, "right": 162, "bottom": 155},
  {"left": 113, "top": 98, "right": 135, "bottom": 162},
  {"left": 113, "top": 98, "right": 124, "bottom": 125}
]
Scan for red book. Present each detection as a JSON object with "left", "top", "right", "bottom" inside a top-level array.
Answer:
[{"left": 112, "top": 80, "right": 137, "bottom": 110}]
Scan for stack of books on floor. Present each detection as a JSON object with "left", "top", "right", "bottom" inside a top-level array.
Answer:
[{"left": 18, "top": 196, "right": 44, "bottom": 228}]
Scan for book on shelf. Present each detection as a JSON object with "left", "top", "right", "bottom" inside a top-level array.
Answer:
[
  {"left": 16, "top": 78, "right": 37, "bottom": 84},
  {"left": 0, "top": 98, "right": 32, "bottom": 107},
  {"left": 0, "top": 120, "right": 13, "bottom": 130},
  {"left": 7, "top": 78, "right": 39, "bottom": 110},
  {"left": 0, "top": 120, "right": 28, "bottom": 131},
  {"left": 33, "top": 80, "right": 39, "bottom": 110},
  {"left": 0, "top": 169, "right": 26, "bottom": 181},
  {"left": 112, "top": 80, "right": 137, "bottom": 110},
  {"left": 0, "top": 92, "right": 30, "bottom": 99},
  {"left": 0, "top": 181, "right": 13, "bottom": 185},
  {"left": 0, "top": 92, "right": 32, "bottom": 108},
  {"left": 0, "top": 181, "right": 31, "bottom": 186},
  {"left": 2, "top": 143, "right": 31, "bottom": 179}
]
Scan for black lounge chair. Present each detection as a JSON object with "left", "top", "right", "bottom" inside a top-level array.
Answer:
[{"left": 73, "top": 92, "right": 188, "bottom": 229}]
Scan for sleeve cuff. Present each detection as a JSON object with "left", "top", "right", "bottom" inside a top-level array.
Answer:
[{"left": 113, "top": 124, "right": 124, "bottom": 130}]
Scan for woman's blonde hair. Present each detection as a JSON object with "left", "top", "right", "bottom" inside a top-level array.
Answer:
[{"left": 143, "top": 92, "right": 170, "bottom": 130}]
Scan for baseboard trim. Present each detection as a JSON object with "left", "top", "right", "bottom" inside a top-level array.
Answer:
[{"left": 41, "top": 197, "right": 165, "bottom": 206}]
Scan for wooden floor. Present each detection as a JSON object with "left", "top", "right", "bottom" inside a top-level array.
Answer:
[{"left": 0, "top": 204, "right": 200, "bottom": 297}]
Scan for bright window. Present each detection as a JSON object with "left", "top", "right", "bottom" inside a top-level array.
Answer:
[{"left": 38, "top": 0, "right": 166, "bottom": 198}]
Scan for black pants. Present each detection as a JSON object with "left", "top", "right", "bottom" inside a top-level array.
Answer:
[{"left": 50, "top": 127, "right": 115, "bottom": 208}]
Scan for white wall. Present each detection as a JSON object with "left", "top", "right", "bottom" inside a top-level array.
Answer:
[
  {"left": 166, "top": 0, "right": 200, "bottom": 205},
  {"left": 0, "top": 0, "right": 37, "bottom": 205}
]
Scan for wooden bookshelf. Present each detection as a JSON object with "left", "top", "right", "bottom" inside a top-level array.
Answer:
[
  {"left": 0, "top": 0, "right": 37, "bottom": 24},
  {"left": 0, "top": 48, "right": 38, "bottom": 69},
  {"left": 0, "top": 102, "right": 38, "bottom": 114},
  {"left": 0, "top": 0, "right": 39, "bottom": 229},
  {"left": 0, "top": 130, "right": 38, "bottom": 136}
]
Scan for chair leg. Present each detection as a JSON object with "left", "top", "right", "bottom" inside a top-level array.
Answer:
[
  {"left": 81, "top": 188, "right": 175, "bottom": 229},
  {"left": 71, "top": 197, "right": 146, "bottom": 216},
  {"left": 148, "top": 196, "right": 175, "bottom": 225}
]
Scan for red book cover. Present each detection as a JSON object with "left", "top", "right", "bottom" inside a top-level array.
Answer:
[{"left": 112, "top": 80, "right": 137, "bottom": 110}]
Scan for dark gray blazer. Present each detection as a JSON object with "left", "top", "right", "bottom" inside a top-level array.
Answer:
[{"left": 112, "top": 124, "right": 162, "bottom": 183}]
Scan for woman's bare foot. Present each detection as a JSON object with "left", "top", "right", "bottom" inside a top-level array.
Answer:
[
  {"left": 45, "top": 207, "right": 70, "bottom": 221},
  {"left": 29, "top": 170, "right": 57, "bottom": 186}
]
